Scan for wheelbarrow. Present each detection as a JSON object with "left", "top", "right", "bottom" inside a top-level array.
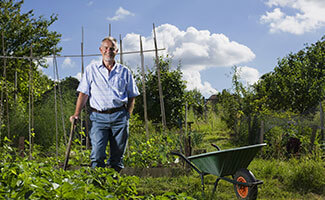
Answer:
[{"left": 171, "top": 143, "right": 267, "bottom": 199}]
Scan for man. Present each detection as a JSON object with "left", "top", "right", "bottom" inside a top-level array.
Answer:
[{"left": 70, "top": 36, "right": 139, "bottom": 172}]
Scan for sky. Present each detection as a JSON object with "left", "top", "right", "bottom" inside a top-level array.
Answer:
[{"left": 21, "top": 0, "right": 325, "bottom": 97}]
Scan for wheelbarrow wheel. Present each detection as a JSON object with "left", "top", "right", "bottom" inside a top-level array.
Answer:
[{"left": 233, "top": 168, "right": 258, "bottom": 200}]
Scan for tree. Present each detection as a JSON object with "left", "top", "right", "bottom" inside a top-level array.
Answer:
[
  {"left": 217, "top": 66, "right": 260, "bottom": 144},
  {"left": 185, "top": 89, "right": 205, "bottom": 117},
  {"left": 134, "top": 56, "right": 187, "bottom": 128},
  {"left": 255, "top": 35, "right": 325, "bottom": 114},
  {"left": 0, "top": 0, "right": 61, "bottom": 141}
]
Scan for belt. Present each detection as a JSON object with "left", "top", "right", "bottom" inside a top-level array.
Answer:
[{"left": 91, "top": 106, "right": 125, "bottom": 114}]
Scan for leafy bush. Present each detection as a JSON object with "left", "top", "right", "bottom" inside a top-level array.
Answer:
[
  {"left": 126, "top": 132, "right": 178, "bottom": 168},
  {"left": 0, "top": 156, "right": 140, "bottom": 199}
]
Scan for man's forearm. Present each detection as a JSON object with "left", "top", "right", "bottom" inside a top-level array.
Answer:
[
  {"left": 127, "top": 97, "right": 136, "bottom": 115},
  {"left": 74, "top": 92, "right": 89, "bottom": 116}
]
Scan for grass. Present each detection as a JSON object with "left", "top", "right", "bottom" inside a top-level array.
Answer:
[
  {"left": 3, "top": 109, "right": 324, "bottom": 199},
  {"left": 134, "top": 109, "right": 325, "bottom": 199},
  {"left": 137, "top": 158, "right": 325, "bottom": 199}
]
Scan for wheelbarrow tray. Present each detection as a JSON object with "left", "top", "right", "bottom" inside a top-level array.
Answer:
[{"left": 188, "top": 143, "right": 266, "bottom": 177}]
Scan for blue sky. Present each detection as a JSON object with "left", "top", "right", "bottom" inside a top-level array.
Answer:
[{"left": 22, "top": 0, "right": 325, "bottom": 97}]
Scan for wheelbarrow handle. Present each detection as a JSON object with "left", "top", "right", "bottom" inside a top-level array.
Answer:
[
  {"left": 211, "top": 143, "right": 221, "bottom": 151},
  {"left": 170, "top": 151, "right": 203, "bottom": 175}
]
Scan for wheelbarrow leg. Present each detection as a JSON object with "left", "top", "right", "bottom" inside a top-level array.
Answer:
[
  {"left": 200, "top": 173, "right": 205, "bottom": 198},
  {"left": 212, "top": 177, "right": 221, "bottom": 195}
]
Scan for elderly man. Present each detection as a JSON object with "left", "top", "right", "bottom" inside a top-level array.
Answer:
[{"left": 70, "top": 36, "right": 139, "bottom": 172}]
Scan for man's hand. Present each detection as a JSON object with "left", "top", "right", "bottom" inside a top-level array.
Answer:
[{"left": 69, "top": 115, "right": 79, "bottom": 123}]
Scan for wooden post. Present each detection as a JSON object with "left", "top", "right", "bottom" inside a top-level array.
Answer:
[
  {"left": 0, "top": 33, "right": 3, "bottom": 143},
  {"left": 204, "top": 98, "right": 207, "bottom": 121},
  {"left": 320, "top": 101, "right": 324, "bottom": 142},
  {"left": 81, "top": 27, "right": 84, "bottom": 75},
  {"left": 28, "top": 45, "right": 33, "bottom": 159},
  {"left": 119, "top": 34, "right": 123, "bottom": 64},
  {"left": 81, "top": 27, "right": 90, "bottom": 149},
  {"left": 140, "top": 35, "right": 149, "bottom": 139},
  {"left": 153, "top": 23, "right": 167, "bottom": 131},
  {"left": 14, "top": 67, "right": 17, "bottom": 103},
  {"left": 259, "top": 120, "right": 264, "bottom": 144},
  {"left": 309, "top": 125, "right": 318, "bottom": 153},
  {"left": 19, "top": 136, "right": 25, "bottom": 157},
  {"left": 56, "top": 67, "right": 67, "bottom": 145},
  {"left": 185, "top": 102, "right": 188, "bottom": 156},
  {"left": 53, "top": 48, "right": 59, "bottom": 159},
  {"left": 78, "top": 27, "right": 83, "bottom": 148},
  {"left": 109, "top": 24, "right": 111, "bottom": 37},
  {"left": 52, "top": 47, "right": 67, "bottom": 145},
  {"left": 1, "top": 33, "right": 10, "bottom": 139}
]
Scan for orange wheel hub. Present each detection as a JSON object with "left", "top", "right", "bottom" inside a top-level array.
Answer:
[{"left": 236, "top": 176, "right": 248, "bottom": 198}]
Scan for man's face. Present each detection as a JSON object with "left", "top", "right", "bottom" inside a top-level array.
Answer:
[{"left": 100, "top": 40, "right": 118, "bottom": 62}]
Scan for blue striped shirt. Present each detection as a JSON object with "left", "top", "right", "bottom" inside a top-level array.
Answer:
[{"left": 77, "top": 61, "right": 140, "bottom": 111}]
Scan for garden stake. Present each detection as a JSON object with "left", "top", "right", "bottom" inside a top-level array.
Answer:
[{"left": 63, "top": 118, "right": 77, "bottom": 170}]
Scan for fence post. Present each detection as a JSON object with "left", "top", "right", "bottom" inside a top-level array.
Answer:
[
  {"left": 320, "top": 101, "right": 324, "bottom": 142},
  {"left": 19, "top": 136, "right": 25, "bottom": 157},
  {"left": 140, "top": 35, "right": 149, "bottom": 139},
  {"left": 259, "top": 120, "right": 264, "bottom": 144},
  {"left": 153, "top": 23, "right": 167, "bottom": 131}
]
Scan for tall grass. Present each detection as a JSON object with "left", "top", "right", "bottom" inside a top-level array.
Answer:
[{"left": 250, "top": 157, "right": 325, "bottom": 197}]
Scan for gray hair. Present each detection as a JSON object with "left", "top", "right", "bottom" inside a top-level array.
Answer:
[{"left": 101, "top": 36, "right": 118, "bottom": 49}]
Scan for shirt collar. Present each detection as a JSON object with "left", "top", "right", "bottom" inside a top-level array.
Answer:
[{"left": 98, "top": 61, "right": 120, "bottom": 73}]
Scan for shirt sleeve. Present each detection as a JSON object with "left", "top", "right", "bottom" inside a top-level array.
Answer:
[
  {"left": 127, "top": 70, "right": 140, "bottom": 98},
  {"left": 77, "top": 67, "right": 90, "bottom": 96}
]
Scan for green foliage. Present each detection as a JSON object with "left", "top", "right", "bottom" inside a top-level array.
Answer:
[
  {"left": 134, "top": 56, "right": 187, "bottom": 127},
  {"left": 138, "top": 176, "right": 201, "bottom": 199},
  {"left": 126, "top": 115, "right": 179, "bottom": 168},
  {"left": 0, "top": 0, "right": 61, "bottom": 141},
  {"left": 286, "top": 158, "right": 325, "bottom": 194},
  {"left": 0, "top": 161, "right": 140, "bottom": 199},
  {"left": 216, "top": 66, "right": 260, "bottom": 145},
  {"left": 251, "top": 158, "right": 325, "bottom": 196},
  {"left": 185, "top": 89, "right": 205, "bottom": 118},
  {"left": 255, "top": 35, "right": 325, "bottom": 114},
  {"left": 0, "top": 140, "right": 140, "bottom": 199},
  {"left": 33, "top": 77, "right": 79, "bottom": 149}
]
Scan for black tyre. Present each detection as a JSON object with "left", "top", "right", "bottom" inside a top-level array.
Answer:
[{"left": 233, "top": 168, "right": 258, "bottom": 200}]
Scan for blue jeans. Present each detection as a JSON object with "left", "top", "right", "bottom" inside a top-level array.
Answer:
[{"left": 89, "top": 109, "right": 129, "bottom": 169}]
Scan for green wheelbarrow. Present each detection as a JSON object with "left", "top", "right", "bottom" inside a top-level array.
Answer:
[{"left": 171, "top": 143, "right": 267, "bottom": 199}]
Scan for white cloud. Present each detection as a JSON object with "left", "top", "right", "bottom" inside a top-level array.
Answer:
[
  {"left": 45, "top": 57, "right": 53, "bottom": 66},
  {"left": 62, "top": 38, "right": 71, "bottom": 42},
  {"left": 87, "top": 1, "right": 94, "bottom": 6},
  {"left": 121, "top": 24, "right": 255, "bottom": 96},
  {"left": 237, "top": 66, "right": 260, "bottom": 85},
  {"left": 37, "top": 57, "right": 53, "bottom": 72},
  {"left": 62, "top": 57, "right": 76, "bottom": 68},
  {"left": 261, "top": 0, "right": 325, "bottom": 34},
  {"left": 107, "top": 7, "right": 135, "bottom": 21},
  {"left": 182, "top": 69, "right": 218, "bottom": 97},
  {"left": 74, "top": 72, "right": 82, "bottom": 81}
]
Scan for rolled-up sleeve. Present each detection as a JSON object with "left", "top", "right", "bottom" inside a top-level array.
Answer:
[{"left": 127, "top": 71, "right": 140, "bottom": 98}]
